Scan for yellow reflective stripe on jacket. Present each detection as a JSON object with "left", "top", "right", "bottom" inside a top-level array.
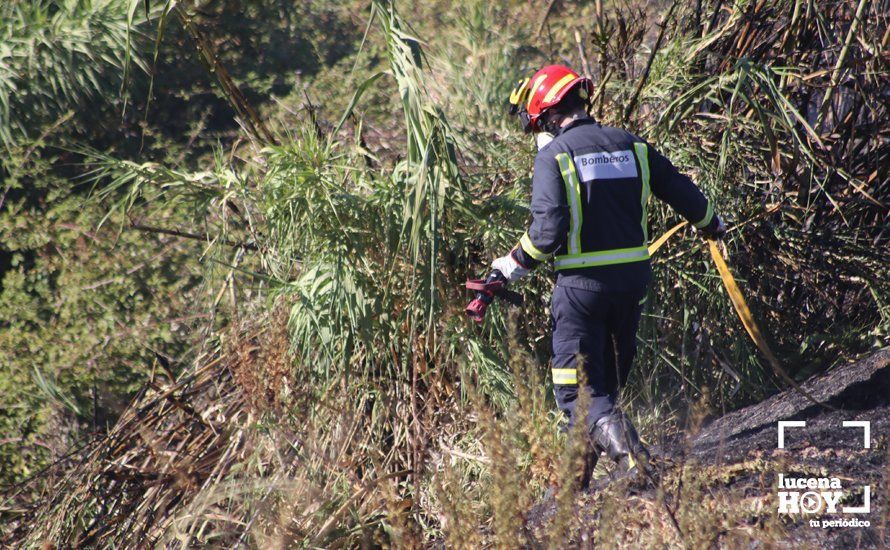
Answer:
[
  {"left": 694, "top": 201, "right": 714, "bottom": 228},
  {"left": 552, "top": 368, "right": 578, "bottom": 385},
  {"left": 520, "top": 232, "right": 549, "bottom": 261},
  {"left": 555, "top": 246, "right": 650, "bottom": 269},
  {"left": 634, "top": 142, "right": 651, "bottom": 243},
  {"left": 555, "top": 153, "right": 583, "bottom": 255}
]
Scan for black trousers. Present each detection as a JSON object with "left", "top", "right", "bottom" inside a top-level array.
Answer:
[{"left": 550, "top": 284, "right": 646, "bottom": 432}]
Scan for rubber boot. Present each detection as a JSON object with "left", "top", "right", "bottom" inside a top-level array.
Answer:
[{"left": 591, "top": 413, "right": 651, "bottom": 476}]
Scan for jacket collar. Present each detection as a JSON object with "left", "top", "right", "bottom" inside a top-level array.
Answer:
[{"left": 556, "top": 116, "right": 598, "bottom": 136}]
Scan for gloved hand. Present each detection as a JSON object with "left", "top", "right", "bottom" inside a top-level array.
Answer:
[
  {"left": 491, "top": 252, "right": 529, "bottom": 283},
  {"left": 697, "top": 214, "right": 726, "bottom": 240}
]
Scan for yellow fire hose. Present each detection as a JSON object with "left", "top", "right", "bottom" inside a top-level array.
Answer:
[
  {"left": 647, "top": 221, "right": 687, "bottom": 256},
  {"left": 649, "top": 219, "right": 827, "bottom": 407}
]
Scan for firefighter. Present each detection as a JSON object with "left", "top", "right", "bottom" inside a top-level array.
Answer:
[{"left": 489, "top": 65, "right": 725, "bottom": 481}]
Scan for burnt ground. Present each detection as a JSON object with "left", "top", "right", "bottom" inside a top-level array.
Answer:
[
  {"left": 527, "top": 348, "right": 890, "bottom": 548},
  {"left": 689, "top": 347, "right": 890, "bottom": 548}
]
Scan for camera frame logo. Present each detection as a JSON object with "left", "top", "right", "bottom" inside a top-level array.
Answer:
[{"left": 776, "top": 420, "right": 872, "bottom": 529}]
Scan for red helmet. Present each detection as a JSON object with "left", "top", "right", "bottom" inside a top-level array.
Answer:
[{"left": 525, "top": 65, "right": 593, "bottom": 132}]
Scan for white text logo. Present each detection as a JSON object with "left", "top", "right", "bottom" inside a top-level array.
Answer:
[
  {"left": 775, "top": 420, "right": 872, "bottom": 528},
  {"left": 574, "top": 150, "right": 638, "bottom": 181}
]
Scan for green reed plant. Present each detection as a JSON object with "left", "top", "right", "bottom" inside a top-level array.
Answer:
[{"left": 0, "top": 0, "right": 146, "bottom": 152}]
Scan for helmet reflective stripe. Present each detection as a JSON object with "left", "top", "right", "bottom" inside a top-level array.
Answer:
[
  {"left": 527, "top": 73, "right": 549, "bottom": 110},
  {"left": 554, "top": 247, "right": 650, "bottom": 269},
  {"left": 556, "top": 153, "right": 583, "bottom": 255},
  {"left": 542, "top": 73, "right": 578, "bottom": 105}
]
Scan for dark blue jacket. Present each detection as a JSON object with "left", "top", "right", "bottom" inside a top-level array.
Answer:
[{"left": 512, "top": 118, "right": 715, "bottom": 292}]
